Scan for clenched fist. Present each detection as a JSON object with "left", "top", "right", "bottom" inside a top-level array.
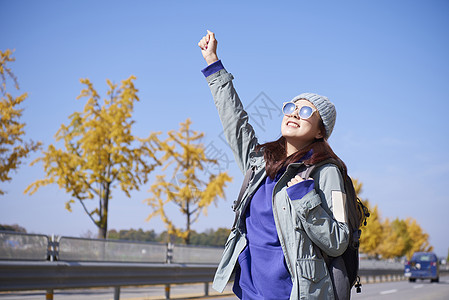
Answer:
[{"left": 198, "top": 30, "right": 219, "bottom": 65}]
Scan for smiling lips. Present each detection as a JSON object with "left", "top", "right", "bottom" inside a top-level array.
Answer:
[{"left": 286, "top": 120, "right": 300, "bottom": 128}]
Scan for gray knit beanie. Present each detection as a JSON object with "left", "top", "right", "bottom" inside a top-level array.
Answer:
[{"left": 291, "top": 92, "right": 336, "bottom": 139}]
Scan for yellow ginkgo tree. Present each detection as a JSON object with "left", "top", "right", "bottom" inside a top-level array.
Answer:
[
  {"left": 375, "top": 218, "right": 409, "bottom": 259},
  {"left": 354, "top": 178, "right": 433, "bottom": 259},
  {"left": 404, "top": 217, "right": 433, "bottom": 259},
  {"left": 359, "top": 200, "right": 383, "bottom": 258},
  {"left": 375, "top": 217, "right": 433, "bottom": 260},
  {"left": 352, "top": 179, "right": 381, "bottom": 257},
  {"left": 25, "top": 76, "right": 161, "bottom": 238},
  {"left": 0, "top": 49, "right": 41, "bottom": 195},
  {"left": 146, "top": 119, "right": 232, "bottom": 244}
]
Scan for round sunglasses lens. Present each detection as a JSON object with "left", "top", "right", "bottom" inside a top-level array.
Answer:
[
  {"left": 299, "top": 106, "right": 313, "bottom": 119},
  {"left": 283, "top": 102, "right": 296, "bottom": 115}
]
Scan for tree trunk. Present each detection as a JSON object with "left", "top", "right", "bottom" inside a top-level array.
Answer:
[
  {"left": 98, "top": 224, "right": 107, "bottom": 239},
  {"left": 185, "top": 200, "right": 191, "bottom": 245},
  {"left": 98, "top": 183, "right": 110, "bottom": 239}
]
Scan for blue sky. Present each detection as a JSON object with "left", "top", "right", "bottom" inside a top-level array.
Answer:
[{"left": 1, "top": 0, "right": 448, "bottom": 257}]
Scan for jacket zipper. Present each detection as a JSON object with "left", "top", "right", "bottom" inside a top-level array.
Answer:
[{"left": 271, "top": 162, "right": 304, "bottom": 279}]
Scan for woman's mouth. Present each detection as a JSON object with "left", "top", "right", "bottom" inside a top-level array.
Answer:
[{"left": 286, "top": 121, "right": 299, "bottom": 128}]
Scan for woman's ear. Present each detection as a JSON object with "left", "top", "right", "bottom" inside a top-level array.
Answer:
[
  {"left": 315, "top": 130, "right": 324, "bottom": 140},
  {"left": 315, "top": 119, "right": 326, "bottom": 140}
]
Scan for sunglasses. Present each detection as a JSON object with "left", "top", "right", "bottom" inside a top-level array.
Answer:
[{"left": 282, "top": 102, "right": 317, "bottom": 119}]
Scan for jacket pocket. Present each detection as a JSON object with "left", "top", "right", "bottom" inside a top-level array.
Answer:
[
  {"left": 297, "top": 258, "right": 334, "bottom": 299},
  {"left": 297, "top": 258, "right": 328, "bottom": 283}
]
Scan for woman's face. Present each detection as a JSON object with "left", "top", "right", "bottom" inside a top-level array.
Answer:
[{"left": 281, "top": 99, "right": 324, "bottom": 151}]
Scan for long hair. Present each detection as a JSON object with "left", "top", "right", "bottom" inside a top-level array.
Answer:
[{"left": 256, "top": 123, "right": 347, "bottom": 179}]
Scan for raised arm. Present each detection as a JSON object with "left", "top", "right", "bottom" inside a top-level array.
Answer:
[{"left": 198, "top": 31, "right": 259, "bottom": 174}]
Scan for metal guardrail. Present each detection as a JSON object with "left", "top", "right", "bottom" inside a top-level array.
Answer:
[
  {"left": 2, "top": 260, "right": 447, "bottom": 299},
  {"left": 0, "top": 260, "right": 217, "bottom": 291},
  {"left": 0, "top": 231, "right": 225, "bottom": 299},
  {"left": 1, "top": 231, "right": 447, "bottom": 299}
]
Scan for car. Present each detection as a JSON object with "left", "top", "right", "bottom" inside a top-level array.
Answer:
[{"left": 404, "top": 252, "right": 439, "bottom": 283}]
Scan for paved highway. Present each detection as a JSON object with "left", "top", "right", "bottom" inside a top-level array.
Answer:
[
  {"left": 349, "top": 275, "right": 449, "bottom": 300},
  {"left": 1, "top": 275, "right": 448, "bottom": 299},
  {"left": 214, "top": 276, "right": 449, "bottom": 300}
]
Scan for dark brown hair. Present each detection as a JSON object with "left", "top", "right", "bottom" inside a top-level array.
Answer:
[{"left": 255, "top": 122, "right": 347, "bottom": 179}]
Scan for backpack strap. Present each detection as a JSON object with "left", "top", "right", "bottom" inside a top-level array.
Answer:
[
  {"left": 298, "top": 158, "right": 338, "bottom": 180},
  {"left": 231, "top": 167, "right": 255, "bottom": 230}
]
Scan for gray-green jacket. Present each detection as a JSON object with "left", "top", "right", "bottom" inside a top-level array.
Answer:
[{"left": 205, "top": 67, "right": 350, "bottom": 300}]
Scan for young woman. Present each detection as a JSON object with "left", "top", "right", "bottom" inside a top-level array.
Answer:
[{"left": 198, "top": 30, "right": 350, "bottom": 300}]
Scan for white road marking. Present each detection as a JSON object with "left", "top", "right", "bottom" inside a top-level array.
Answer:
[
  {"left": 413, "top": 284, "right": 424, "bottom": 289},
  {"left": 380, "top": 289, "right": 398, "bottom": 295}
]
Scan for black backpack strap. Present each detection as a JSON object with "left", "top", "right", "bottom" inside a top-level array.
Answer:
[{"left": 231, "top": 167, "right": 255, "bottom": 230}]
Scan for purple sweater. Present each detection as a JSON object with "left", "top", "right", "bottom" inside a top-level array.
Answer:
[
  {"left": 202, "top": 61, "right": 315, "bottom": 299},
  {"left": 233, "top": 168, "right": 314, "bottom": 300}
]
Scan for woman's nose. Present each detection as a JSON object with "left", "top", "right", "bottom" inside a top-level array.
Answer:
[{"left": 290, "top": 108, "right": 300, "bottom": 118}]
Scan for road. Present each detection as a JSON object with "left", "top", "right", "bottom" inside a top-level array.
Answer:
[
  {"left": 215, "top": 275, "right": 449, "bottom": 300},
  {"left": 1, "top": 276, "right": 448, "bottom": 299},
  {"left": 349, "top": 275, "right": 449, "bottom": 300}
]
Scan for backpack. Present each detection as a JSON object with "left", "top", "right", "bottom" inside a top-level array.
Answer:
[{"left": 298, "top": 158, "right": 370, "bottom": 294}]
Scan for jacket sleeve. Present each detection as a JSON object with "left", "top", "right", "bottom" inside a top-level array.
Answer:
[
  {"left": 292, "top": 164, "right": 350, "bottom": 257},
  {"left": 205, "top": 68, "right": 259, "bottom": 174}
]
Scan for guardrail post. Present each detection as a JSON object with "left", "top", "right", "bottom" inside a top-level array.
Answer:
[
  {"left": 165, "top": 284, "right": 171, "bottom": 300},
  {"left": 114, "top": 286, "right": 120, "bottom": 300},
  {"left": 167, "top": 242, "right": 173, "bottom": 264},
  {"left": 204, "top": 282, "right": 209, "bottom": 296},
  {"left": 46, "top": 289, "right": 54, "bottom": 300},
  {"left": 48, "top": 234, "right": 59, "bottom": 261}
]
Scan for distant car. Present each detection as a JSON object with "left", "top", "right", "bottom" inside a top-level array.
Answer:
[{"left": 404, "top": 252, "right": 439, "bottom": 283}]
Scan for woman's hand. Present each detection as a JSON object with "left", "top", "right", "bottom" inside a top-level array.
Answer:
[
  {"left": 198, "top": 30, "right": 219, "bottom": 65},
  {"left": 287, "top": 175, "right": 305, "bottom": 187}
]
